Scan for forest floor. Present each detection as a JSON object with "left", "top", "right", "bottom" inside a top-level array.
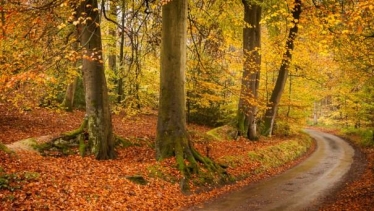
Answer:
[{"left": 0, "top": 103, "right": 373, "bottom": 210}]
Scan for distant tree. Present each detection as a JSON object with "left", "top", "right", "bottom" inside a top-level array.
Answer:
[
  {"left": 61, "top": 33, "right": 80, "bottom": 112},
  {"left": 262, "top": 0, "right": 302, "bottom": 136}
]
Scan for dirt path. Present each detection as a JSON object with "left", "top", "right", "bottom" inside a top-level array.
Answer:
[
  {"left": 6, "top": 135, "right": 54, "bottom": 151},
  {"left": 187, "top": 129, "right": 356, "bottom": 211}
]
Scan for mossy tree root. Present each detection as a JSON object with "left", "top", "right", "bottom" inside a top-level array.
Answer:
[
  {"left": 172, "top": 137, "right": 228, "bottom": 187},
  {"left": 172, "top": 140, "right": 229, "bottom": 193},
  {"left": 40, "top": 119, "right": 125, "bottom": 157},
  {"left": 61, "top": 118, "right": 88, "bottom": 139}
]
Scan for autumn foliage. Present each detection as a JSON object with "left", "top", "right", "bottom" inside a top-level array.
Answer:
[
  {"left": 1, "top": 0, "right": 374, "bottom": 210},
  {"left": 0, "top": 104, "right": 313, "bottom": 210}
]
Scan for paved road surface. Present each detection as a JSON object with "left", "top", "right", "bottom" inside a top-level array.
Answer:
[{"left": 187, "top": 129, "right": 355, "bottom": 211}]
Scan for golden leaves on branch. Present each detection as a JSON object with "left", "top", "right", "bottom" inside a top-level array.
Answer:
[
  {"left": 82, "top": 48, "right": 103, "bottom": 63},
  {"left": 160, "top": 0, "right": 173, "bottom": 6}
]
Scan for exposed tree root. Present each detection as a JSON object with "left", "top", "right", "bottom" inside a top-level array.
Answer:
[
  {"left": 32, "top": 119, "right": 132, "bottom": 157},
  {"left": 61, "top": 118, "right": 88, "bottom": 139},
  {"left": 168, "top": 137, "right": 229, "bottom": 193}
]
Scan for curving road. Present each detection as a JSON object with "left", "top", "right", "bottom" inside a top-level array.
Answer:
[{"left": 188, "top": 129, "right": 356, "bottom": 211}]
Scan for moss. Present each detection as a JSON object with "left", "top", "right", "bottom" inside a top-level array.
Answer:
[
  {"left": 0, "top": 142, "right": 13, "bottom": 154},
  {"left": 247, "top": 151, "right": 262, "bottom": 160},
  {"left": 147, "top": 165, "right": 164, "bottom": 178},
  {"left": 147, "top": 164, "right": 178, "bottom": 183},
  {"left": 62, "top": 118, "right": 87, "bottom": 138},
  {"left": 206, "top": 125, "right": 237, "bottom": 141},
  {"left": 23, "top": 172, "right": 40, "bottom": 180},
  {"left": 247, "top": 136, "right": 312, "bottom": 170},
  {"left": 213, "top": 134, "right": 312, "bottom": 180},
  {"left": 114, "top": 136, "right": 136, "bottom": 148},
  {"left": 219, "top": 155, "right": 245, "bottom": 167},
  {"left": 19, "top": 138, "right": 38, "bottom": 148},
  {"left": 33, "top": 138, "right": 75, "bottom": 156},
  {"left": 79, "top": 135, "right": 87, "bottom": 157},
  {"left": 87, "top": 116, "right": 98, "bottom": 156},
  {"left": 33, "top": 142, "right": 52, "bottom": 152},
  {"left": 0, "top": 171, "right": 39, "bottom": 191},
  {"left": 236, "top": 111, "right": 248, "bottom": 138},
  {"left": 156, "top": 131, "right": 229, "bottom": 190},
  {"left": 125, "top": 175, "right": 148, "bottom": 185}
]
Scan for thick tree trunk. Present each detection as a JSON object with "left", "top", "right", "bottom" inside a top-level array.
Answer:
[
  {"left": 79, "top": 0, "right": 115, "bottom": 159},
  {"left": 156, "top": 0, "right": 225, "bottom": 179},
  {"left": 237, "top": 1, "right": 261, "bottom": 140},
  {"left": 156, "top": 0, "right": 189, "bottom": 160},
  {"left": 263, "top": 0, "right": 302, "bottom": 136}
]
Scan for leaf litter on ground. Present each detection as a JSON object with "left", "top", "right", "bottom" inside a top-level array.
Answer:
[{"left": 2, "top": 104, "right": 369, "bottom": 210}]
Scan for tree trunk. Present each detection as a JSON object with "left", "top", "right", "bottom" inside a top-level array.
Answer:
[
  {"left": 78, "top": 0, "right": 115, "bottom": 160},
  {"left": 117, "top": 0, "right": 126, "bottom": 104},
  {"left": 313, "top": 101, "right": 318, "bottom": 125},
  {"left": 237, "top": 1, "right": 261, "bottom": 140},
  {"left": 156, "top": 0, "right": 189, "bottom": 160},
  {"left": 108, "top": 4, "right": 117, "bottom": 75},
  {"left": 61, "top": 76, "right": 78, "bottom": 111},
  {"left": 156, "top": 0, "right": 225, "bottom": 179},
  {"left": 263, "top": 0, "right": 302, "bottom": 136},
  {"left": 0, "top": 0, "right": 5, "bottom": 38}
]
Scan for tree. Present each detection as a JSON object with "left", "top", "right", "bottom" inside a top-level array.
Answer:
[
  {"left": 237, "top": 0, "right": 261, "bottom": 140},
  {"left": 262, "top": 0, "right": 302, "bottom": 136},
  {"left": 61, "top": 33, "right": 80, "bottom": 112},
  {"left": 77, "top": 0, "right": 116, "bottom": 159},
  {"left": 155, "top": 0, "right": 225, "bottom": 182},
  {"left": 185, "top": 0, "right": 241, "bottom": 126},
  {"left": 0, "top": 0, "right": 5, "bottom": 38}
]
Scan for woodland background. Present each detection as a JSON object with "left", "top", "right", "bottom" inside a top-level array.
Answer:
[
  {"left": 0, "top": 0, "right": 374, "bottom": 133},
  {"left": 1, "top": 0, "right": 373, "bottom": 136},
  {"left": 0, "top": 0, "right": 374, "bottom": 210}
]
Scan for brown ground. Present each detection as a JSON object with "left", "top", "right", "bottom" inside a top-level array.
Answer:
[{"left": 0, "top": 103, "right": 373, "bottom": 210}]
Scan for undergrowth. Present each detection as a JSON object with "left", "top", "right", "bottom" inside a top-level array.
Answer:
[
  {"left": 219, "top": 133, "right": 312, "bottom": 179},
  {"left": 0, "top": 168, "right": 40, "bottom": 191},
  {"left": 341, "top": 127, "right": 374, "bottom": 147}
]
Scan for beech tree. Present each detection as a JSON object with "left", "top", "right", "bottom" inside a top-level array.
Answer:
[
  {"left": 262, "top": 0, "right": 302, "bottom": 136},
  {"left": 156, "top": 0, "right": 226, "bottom": 180},
  {"left": 76, "top": 0, "right": 116, "bottom": 159},
  {"left": 237, "top": 0, "right": 261, "bottom": 140}
]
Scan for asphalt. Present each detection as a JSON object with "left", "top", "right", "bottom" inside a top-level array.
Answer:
[{"left": 187, "top": 129, "right": 355, "bottom": 211}]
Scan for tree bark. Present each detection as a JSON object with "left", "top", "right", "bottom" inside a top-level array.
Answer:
[
  {"left": 156, "top": 0, "right": 225, "bottom": 179},
  {"left": 156, "top": 0, "right": 189, "bottom": 160},
  {"left": 0, "top": 0, "right": 5, "bottom": 38},
  {"left": 61, "top": 76, "right": 78, "bottom": 111},
  {"left": 117, "top": 0, "right": 126, "bottom": 104},
  {"left": 237, "top": 1, "right": 261, "bottom": 140},
  {"left": 78, "top": 0, "right": 116, "bottom": 159},
  {"left": 263, "top": 0, "right": 302, "bottom": 136},
  {"left": 61, "top": 38, "right": 80, "bottom": 112}
]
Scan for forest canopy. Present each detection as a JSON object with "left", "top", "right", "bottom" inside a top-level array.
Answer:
[{"left": 0, "top": 0, "right": 373, "bottom": 140}]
